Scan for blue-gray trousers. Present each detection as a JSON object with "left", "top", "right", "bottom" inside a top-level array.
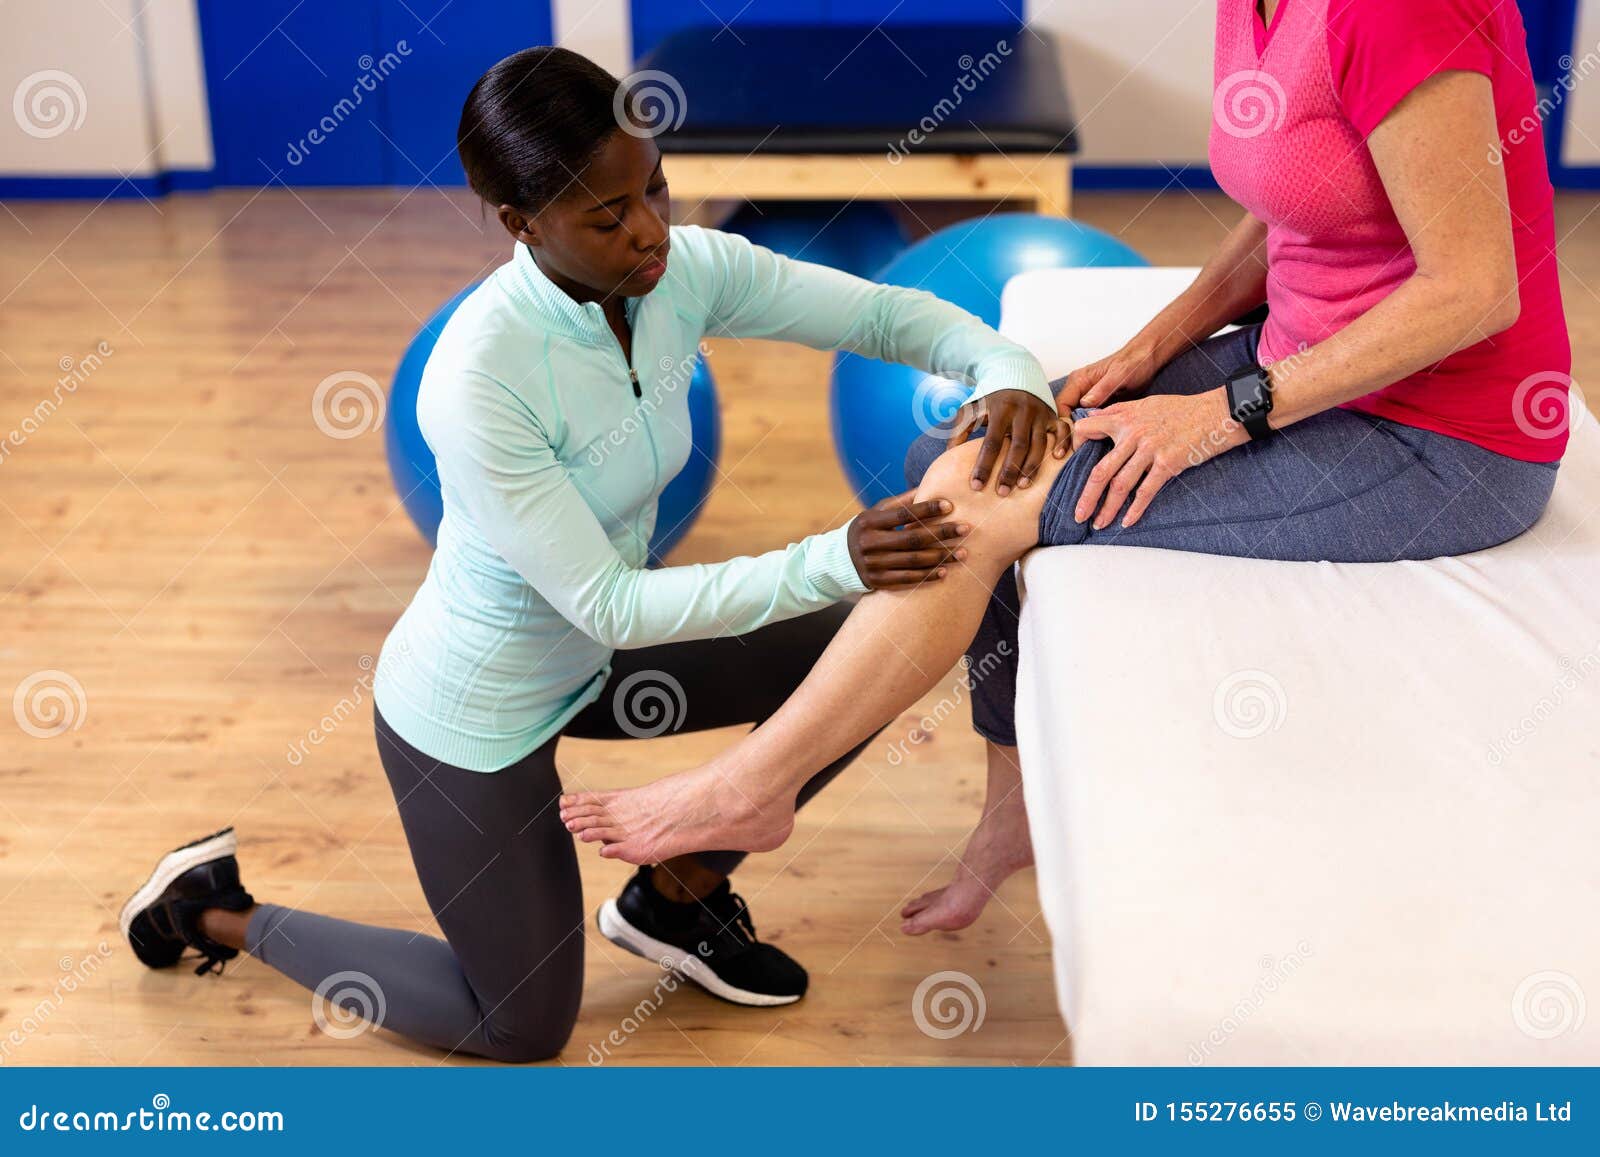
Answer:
[{"left": 905, "top": 325, "right": 1560, "bottom": 745}]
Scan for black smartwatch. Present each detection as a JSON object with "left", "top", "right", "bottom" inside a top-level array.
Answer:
[{"left": 1224, "top": 363, "right": 1275, "bottom": 441}]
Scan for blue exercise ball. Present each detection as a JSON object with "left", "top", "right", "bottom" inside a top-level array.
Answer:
[
  {"left": 648, "top": 357, "right": 722, "bottom": 564},
  {"left": 724, "top": 200, "right": 908, "bottom": 280},
  {"left": 385, "top": 285, "right": 473, "bottom": 547},
  {"left": 829, "top": 214, "right": 1149, "bottom": 505},
  {"left": 386, "top": 285, "right": 721, "bottom": 562}
]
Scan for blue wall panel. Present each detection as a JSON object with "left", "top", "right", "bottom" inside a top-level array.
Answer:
[
  {"left": 628, "top": 0, "right": 1023, "bottom": 64},
  {"left": 631, "top": 0, "right": 820, "bottom": 65},
  {"left": 1511, "top": 1, "right": 1581, "bottom": 176},
  {"left": 197, "top": 0, "right": 552, "bottom": 188},
  {"left": 197, "top": 1, "right": 388, "bottom": 185},
  {"left": 1517, "top": 0, "right": 1569, "bottom": 84},
  {"left": 378, "top": 0, "right": 554, "bottom": 188}
]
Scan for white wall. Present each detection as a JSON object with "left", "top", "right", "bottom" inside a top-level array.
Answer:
[
  {"left": 552, "top": 0, "right": 630, "bottom": 77},
  {"left": 140, "top": 0, "right": 213, "bottom": 173},
  {"left": 1030, "top": 0, "right": 1218, "bottom": 168},
  {"left": 0, "top": 0, "right": 211, "bottom": 178},
  {"left": 1564, "top": 0, "right": 1600, "bottom": 165}
]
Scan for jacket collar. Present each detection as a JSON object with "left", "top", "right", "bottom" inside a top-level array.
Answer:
[{"left": 503, "top": 242, "right": 641, "bottom": 345}]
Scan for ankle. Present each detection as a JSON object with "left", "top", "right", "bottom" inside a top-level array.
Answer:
[
  {"left": 705, "top": 739, "right": 804, "bottom": 809},
  {"left": 651, "top": 860, "right": 724, "bottom": 903},
  {"left": 197, "top": 904, "right": 257, "bottom": 951}
]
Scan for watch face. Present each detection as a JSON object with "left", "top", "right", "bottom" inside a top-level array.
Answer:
[{"left": 1229, "top": 369, "right": 1270, "bottom": 417}]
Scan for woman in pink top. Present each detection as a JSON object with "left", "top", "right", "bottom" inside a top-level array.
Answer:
[{"left": 559, "top": 0, "right": 1578, "bottom": 931}]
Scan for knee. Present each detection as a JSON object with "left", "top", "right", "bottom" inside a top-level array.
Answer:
[
  {"left": 476, "top": 1016, "right": 574, "bottom": 1064},
  {"left": 473, "top": 981, "right": 580, "bottom": 1063},
  {"left": 912, "top": 437, "right": 986, "bottom": 507},
  {"left": 913, "top": 436, "right": 1067, "bottom": 562},
  {"left": 904, "top": 428, "right": 953, "bottom": 489}
]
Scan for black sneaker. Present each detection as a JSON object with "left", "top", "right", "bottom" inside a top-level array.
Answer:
[
  {"left": 598, "top": 865, "right": 808, "bottom": 1006},
  {"left": 120, "top": 827, "right": 256, "bottom": 976}
]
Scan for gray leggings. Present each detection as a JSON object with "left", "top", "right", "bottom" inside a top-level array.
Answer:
[
  {"left": 245, "top": 603, "right": 869, "bottom": 1063},
  {"left": 906, "top": 324, "right": 1561, "bottom": 745}
]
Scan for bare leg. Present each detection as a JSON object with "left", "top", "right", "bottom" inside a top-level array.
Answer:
[
  {"left": 199, "top": 906, "right": 256, "bottom": 950},
  {"left": 900, "top": 741, "right": 1033, "bottom": 934},
  {"left": 559, "top": 438, "right": 1066, "bottom": 863}
]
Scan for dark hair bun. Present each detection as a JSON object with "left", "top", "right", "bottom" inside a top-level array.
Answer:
[{"left": 457, "top": 46, "right": 621, "bottom": 214}]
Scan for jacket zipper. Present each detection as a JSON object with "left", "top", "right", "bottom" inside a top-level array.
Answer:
[
  {"left": 603, "top": 311, "right": 642, "bottom": 398},
  {"left": 602, "top": 313, "right": 661, "bottom": 546}
]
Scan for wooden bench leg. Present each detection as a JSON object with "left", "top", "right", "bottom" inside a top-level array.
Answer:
[{"left": 1030, "top": 156, "right": 1073, "bottom": 218}]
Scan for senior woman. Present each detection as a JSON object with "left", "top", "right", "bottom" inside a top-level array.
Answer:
[{"left": 558, "top": 0, "right": 1574, "bottom": 930}]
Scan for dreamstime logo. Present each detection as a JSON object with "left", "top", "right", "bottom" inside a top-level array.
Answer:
[
  {"left": 585, "top": 342, "right": 712, "bottom": 468},
  {"left": 311, "top": 970, "right": 386, "bottom": 1039},
  {"left": 286, "top": 41, "right": 411, "bottom": 166},
  {"left": 611, "top": 670, "right": 687, "bottom": 738},
  {"left": 0, "top": 942, "right": 113, "bottom": 1065},
  {"left": 885, "top": 642, "right": 1011, "bottom": 767},
  {"left": 1, "top": 340, "right": 114, "bottom": 468},
  {"left": 1511, "top": 373, "right": 1585, "bottom": 441},
  {"left": 911, "top": 372, "right": 974, "bottom": 437},
  {"left": 1187, "top": 345, "right": 1309, "bottom": 467},
  {"left": 1212, "top": 669, "right": 1286, "bottom": 739},
  {"left": 911, "top": 970, "right": 986, "bottom": 1039},
  {"left": 1187, "top": 941, "right": 1314, "bottom": 1065},
  {"left": 311, "top": 371, "right": 385, "bottom": 439},
  {"left": 1213, "top": 69, "right": 1287, "bottom": 139},
  {"left": 1512, "top": 971, "right": 1586, "bottom": 1040},
  {"left": 13, "top": 70, "right": 87, "bottom": 139},
  {"left": 886, "top": 40, "right": 1013, "bottom": 162},
  {"left": 1485, "top": 643, "right": 1600, "bottom": 766},
  {"left": 586, "top": 944, "right": 715, "bottom": 1064},
  {"left": 1492, "top": 44, "right": 1600, "bottom": 165},
  {"left": 614, "top": 70, "right": 686, "bottom": 138},
  {"left": 13, "top": 670, "right": 87, "bottom": 739},
  {"left": 285, "top": 647, "right": 411, "bottom": 766}
]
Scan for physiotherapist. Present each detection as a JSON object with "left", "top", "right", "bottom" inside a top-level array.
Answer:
[{"left": 117, "top": 43, "right": 1060, "bottom": 1061}]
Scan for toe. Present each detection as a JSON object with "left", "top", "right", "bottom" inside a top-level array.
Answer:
[
  {"left": 902, "top": 888, "right": 946, "bottom": 918},
  {"left": 599, "top": 840, "right": 651, "bottom": 865}
]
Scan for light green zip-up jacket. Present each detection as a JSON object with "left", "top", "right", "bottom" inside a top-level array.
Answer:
[{"left": 373, "top": 225, "right": 1052, "bottom": 771}]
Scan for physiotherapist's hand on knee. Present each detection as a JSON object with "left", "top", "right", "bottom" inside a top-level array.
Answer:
[
  {"left": 847, "top": 492, "right": 971, "bottom": 589},
  {"left": 1060, "top": 342, "right": 1163, "bottom": 409},
  {"left": 949, "top": 389, "right": 1071, "bottom": 497},
  {"left": 1073, "top": 388, "right": 1248, "bottom": 530}
]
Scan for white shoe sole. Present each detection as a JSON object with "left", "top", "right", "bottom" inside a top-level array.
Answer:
[
  {"left": 597, "top": 898, "right": 801, "bottom": 1008},
  {"left": 119, "top": 828, "right": 239, "bottom": 941}
]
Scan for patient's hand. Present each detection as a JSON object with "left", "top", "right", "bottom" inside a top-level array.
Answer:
[{"left": 1061, "top": 341, "right": 1161, "bottom": 409}]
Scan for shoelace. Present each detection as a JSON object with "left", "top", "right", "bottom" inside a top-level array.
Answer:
[
  {"left": 173, "top": 890, "right": 250, "bottom": 977},
  {"left": 709, "top": 891, "right": 758, "bottom": 950},
  {"left": 193, "top": 952, "right": 229, "bottom": 977}
]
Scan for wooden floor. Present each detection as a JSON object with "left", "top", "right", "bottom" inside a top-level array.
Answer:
[{"left": 2, "top": 189, "right": 1596, "bottom": 1066}]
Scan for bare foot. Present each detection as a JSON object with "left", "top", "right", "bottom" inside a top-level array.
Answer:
[
  {"left": 900, "top": 785, "right": 1033, "bottom": 935},
  {"left": 559, "top": 762, "right": 795, "bottom": 865}
]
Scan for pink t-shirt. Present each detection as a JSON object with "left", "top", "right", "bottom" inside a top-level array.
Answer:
[{"left": 1209, "top": 0, "right": 1571, "bottom": 462}]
